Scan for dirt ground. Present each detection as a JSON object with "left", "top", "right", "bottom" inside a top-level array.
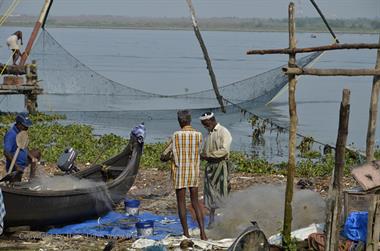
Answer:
[{"left": 0, "top": 162, "right": 358, "bottom": 250}]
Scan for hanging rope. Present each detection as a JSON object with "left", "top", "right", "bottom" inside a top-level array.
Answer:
[
  {"left": 0, "top": 0, "right": 22, "bottom": 77},
  {"left": 0, "top": 50, "right": 17, "bottom": 77},
  {"left": 0, "top": 0, "right": 21, "bottom": 27}
]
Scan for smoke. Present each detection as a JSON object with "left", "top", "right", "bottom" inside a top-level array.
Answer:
[
  {"left": 27, "top": 174, "right": 113, "bottom": 211},
  {"left": 207, "top": 184, "right": 325, "bottom": 239},
  {"left": 28, "top": 175, "right": 104, "bottom": 191}
]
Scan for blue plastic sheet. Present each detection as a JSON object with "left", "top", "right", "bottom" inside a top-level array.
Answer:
[
  {"left": 48, "top": 211, "right": 205, "bottom": 240},
  {"left": 342, "top": 211, "right": 368, "bottom": 242}
]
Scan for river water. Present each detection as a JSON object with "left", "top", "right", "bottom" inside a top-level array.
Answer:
[{"left": 0, "top": 27, "right": 378, "bottom": 158}]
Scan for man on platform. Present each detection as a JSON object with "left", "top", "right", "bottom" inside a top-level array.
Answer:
[
  {"left": 160, "top": 110, "right": 207, "bottom": 240},
  {"left": 6, "top": 30, "right": 23, "bottom": 65},
  {"left": 3, "top": 113, "right": 40, "bottom": 182},
  {"left": 200, "top": 112, "right": 232, "bottom": 227}
]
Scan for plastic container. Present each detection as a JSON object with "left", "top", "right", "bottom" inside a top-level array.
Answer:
[
  {"left": 124, "top": 199, "right": 140, "bottom": 216},
  {"left": 136, "top": 220, "right": 154, "bottom": 237}
]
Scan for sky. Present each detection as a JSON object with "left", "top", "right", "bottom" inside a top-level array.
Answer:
[{"left": 9, "top": 0, "right": 380, "bottom": 19}]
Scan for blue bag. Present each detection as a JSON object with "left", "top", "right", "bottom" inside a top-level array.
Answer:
[{"left": 342, "top": 211, "right": 368, "bottom": 242}]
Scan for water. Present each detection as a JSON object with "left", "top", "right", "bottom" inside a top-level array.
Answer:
[{"left": 0, "top": 27, "right": 378, "bottom": 156}]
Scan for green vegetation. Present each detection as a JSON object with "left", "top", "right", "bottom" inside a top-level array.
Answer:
[
  {"left": 0, "top": 112, "right": 369, "bottom": 176},
  {"left": 4, "top": 16, "right": 380, "bottom": 33}
]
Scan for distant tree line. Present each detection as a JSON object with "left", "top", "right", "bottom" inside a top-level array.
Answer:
[{"left": 4, "top": 15, "right": 380, "bottom": 33}]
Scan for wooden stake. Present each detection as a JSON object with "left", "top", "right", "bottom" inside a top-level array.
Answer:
[
  {"left": 366, "top": 35, "right": 380, "bottom": 161},
  {"left": 185, "top": 0, "right": 225, "bottom": 113},
  {"left": 282, "top": 3, "right": 297, "bottom": 248},
  {"left": 247, "top": 43, "right": 380, "bottom": 55},
  {"left": 283, "top": 67, "right": 380, "bottom": 76},
  {"left": 326, "top": 89, "right": 350, "bottom": 251},
  {"left": 366, "top": 195, "right": 380, "bottom": 251}
]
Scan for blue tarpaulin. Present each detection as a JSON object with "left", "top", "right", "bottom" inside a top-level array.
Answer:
[
  {"left": 342, "top": 211, "right": 368, "bottom": 242},
  {"left": 48, "top": 211, "right": 204, "bottom": 240}
]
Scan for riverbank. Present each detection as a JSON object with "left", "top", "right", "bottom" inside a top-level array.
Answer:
[
  {"left": 0, "top": 112, "right": 365, "bottom": 250},
  {"left": 0, "top": 163, "right": 358, "bottom": 250}
]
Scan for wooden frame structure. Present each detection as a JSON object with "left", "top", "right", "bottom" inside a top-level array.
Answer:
[
  {"left": 247, "top": 2, "right": 380, "bottom": 250},
  {"left": 0, "top": 61, "right": 42, "bottom": 113}
]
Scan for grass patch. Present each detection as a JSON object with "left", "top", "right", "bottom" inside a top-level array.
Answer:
[{"left": 0, "top": 112, "right": 369, "bottom": 177}]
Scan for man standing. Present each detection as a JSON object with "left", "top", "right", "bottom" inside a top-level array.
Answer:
[
  {"left": 200, "top": 112, "right": 232, "bottom": 227},
  {"left": 3, "top": 113, "right": 40, "bottom": 182},
  {"left": 160, "top": 110, "right": 207, "bottom": 240},
  {"left": 6, "top": 31, "right": 23, "bottom": 65}
]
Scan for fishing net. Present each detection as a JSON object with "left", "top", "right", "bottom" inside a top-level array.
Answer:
[{"left": 29, "top": 29, "right": 322, "bottom": 112}]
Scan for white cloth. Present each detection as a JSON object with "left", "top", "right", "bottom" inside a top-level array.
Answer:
[
  {"left": 0, "top": 188, "right": 6, "bottom": 235},
  {"left": 202, "top": 123, "right": 232, "bottom": 159},
  {"left": 6, "top": 35, "right": 20, "bottom": 50}
]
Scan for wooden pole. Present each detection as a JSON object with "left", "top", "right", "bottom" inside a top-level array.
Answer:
[
  {"left": 283, "top": 67, "right": 380, "bottom": 76},
  {"left": 247, "top": 43, "right": 380, "bottom": 55},
  {"left": 366, "top": 35, "right": 380, "bottom": 161},
  {"left": 19, "top": 0, "right": 52, "bottom": 65},
  {"left": 185, "top": 0, "right": 226, "bottom": 113},
  {"left": 325, "top": 89, "right": 350, "bottom": 251},
  {"left": 308, "top": 0, "right": 340, "bottom": 43},
  {"left": 366, "top": 195, "right": 380, "bottom": 251},
  {"left": 282, "top": 2, "right": 297, "bottom": 247}
]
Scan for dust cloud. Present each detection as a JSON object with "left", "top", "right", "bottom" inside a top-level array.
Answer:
[{"left": 207, "top": 184, "right": 325, "bottom": 239}]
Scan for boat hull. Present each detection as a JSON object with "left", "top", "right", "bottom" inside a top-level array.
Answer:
[{"left": 1, "top": 135, "right": 142, "bottom": 228}]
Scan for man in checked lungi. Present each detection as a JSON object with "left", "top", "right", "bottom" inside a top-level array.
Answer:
[
  {"left": 199, "top": 112, "right": 232, "bottom": 228},
  {"left": 160, "top": 110, "right": 207, "bottom": 240}
]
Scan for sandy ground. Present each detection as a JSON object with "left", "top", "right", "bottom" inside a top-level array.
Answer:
[{"left": 0, "top": 162, "right": 358, "bottom": 250}]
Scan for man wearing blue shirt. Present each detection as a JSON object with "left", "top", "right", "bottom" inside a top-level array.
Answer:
[{"left": 3, "top": 113, "right": 40, "bottom": 182}]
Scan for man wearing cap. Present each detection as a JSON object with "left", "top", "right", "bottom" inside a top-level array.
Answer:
[
  {"left": 3, "top": 113, "right": 40, "bottom": 182},
  {"left": 200, "top": 112, "right": 232, "bottom": 227},
  {"left": 160, "top": 110, "right": 207, "bottom": 240}
]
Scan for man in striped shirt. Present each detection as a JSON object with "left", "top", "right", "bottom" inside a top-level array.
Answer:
[{"left": 160, "top": 110, "right": 207, "bottom": 240}]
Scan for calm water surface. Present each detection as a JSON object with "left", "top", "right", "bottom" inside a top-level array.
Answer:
[{"left": 0, "top": 27, "right": 378, "bottom": 157}]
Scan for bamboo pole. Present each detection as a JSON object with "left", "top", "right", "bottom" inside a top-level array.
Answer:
[
  {"left": 325, "top": 89, "right": 350, "bottom": 251},
  {"left": 20, "top": 0, "right": 52, "bottom": 65},
  {"left": 283, "top": 67, "right": 380, "bottom": 76},
  {"left": 366, "top": 35, "right": 380, "bottom": 161},
  {"left": 308, "top": 0, "right": 340, "bottom": 43},
  {"left": 282, "top": 3, "right": 297, "bottom": 248},
  {"left": 247, "top": 43, "right": 380, "bottom": 55},
  {"left": 185, "top": 0, "right": 225, "bottom": 113}
]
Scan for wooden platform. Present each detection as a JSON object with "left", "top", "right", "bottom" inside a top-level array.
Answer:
[{"left": 0, "top": 84, "right": 43, "bottom": 94}]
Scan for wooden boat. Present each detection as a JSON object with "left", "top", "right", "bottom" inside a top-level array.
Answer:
[{"left": 1, "top": 134, "right": 143, "bottom": 228}]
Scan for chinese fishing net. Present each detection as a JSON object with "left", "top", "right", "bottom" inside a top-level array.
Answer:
[{"left": 28, "top": 29, "right": 322, "bottom": 114}]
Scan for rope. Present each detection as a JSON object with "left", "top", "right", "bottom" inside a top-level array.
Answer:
[
  {"left": 0, "top": 0, "right": 21, "bottom": 27},
  {"left": 0, "top": 50, "right": 17, "bottom": 77},
  {"left": 0, "top": 0, "right": 22, "bottom": 77}
]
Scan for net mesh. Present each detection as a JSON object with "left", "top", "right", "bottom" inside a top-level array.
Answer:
[{"left": 29, "top": 29, "right": 322, "bottom": 111}]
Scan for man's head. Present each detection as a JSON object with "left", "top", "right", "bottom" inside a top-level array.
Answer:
[
  {"left": 15, "top": 113, "right": 32, "bottom": 131},
  {"left": 177, "top": 110, "right": 191, "bottom": 128},
  {"left": 200, "top": 112, "right": 217, "bottom": 132},
  {"left": 14, "top": 31, "right": 22, "bottom": 39}
]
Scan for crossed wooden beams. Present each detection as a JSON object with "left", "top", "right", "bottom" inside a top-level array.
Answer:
[{"left": 247, "top": 42, "right": 380, "bottom": 76}]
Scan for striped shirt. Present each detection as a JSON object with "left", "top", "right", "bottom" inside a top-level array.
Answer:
[{"left": 171, "top": 125, "right": 202, "bottom": 189}]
